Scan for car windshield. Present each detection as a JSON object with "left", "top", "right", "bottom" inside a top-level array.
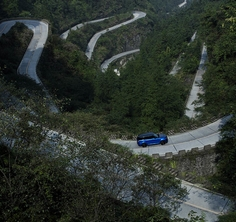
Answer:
[{"left": 154, "top": 133, "right": 159, "bottom": 137}]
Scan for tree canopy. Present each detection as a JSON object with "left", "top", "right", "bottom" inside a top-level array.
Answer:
[
  {"left": 2, "top": 0, "right": 236, "bottom": 220},
  {"left": 197, "top": 1, "right": 236, "bottom": 219},
  {"left": 0, "top": 77, "right": 190, "bottom": 221}
]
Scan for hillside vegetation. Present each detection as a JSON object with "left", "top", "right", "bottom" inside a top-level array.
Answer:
[
  {"left": 0, "top": 0, "right": 199, "bottom": 133},
  {"left": 199, "top": 0, "right": 236, "bottom": 202},
  {"left": 1, "top": 0, "right": 236, "bottom": 221}
]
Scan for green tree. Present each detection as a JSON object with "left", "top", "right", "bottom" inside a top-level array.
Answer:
[
  {"left": 1, "top": 0, "right": 20, "bottom": 17},
  {"left": 218, "top": 212, "right": 236, "bottom": 222},
  {"left": 212, "top": 116, "right": 236, "bottom": 198},
  {"left": 132, "top": 165, "right": 186, "bottom": 211},
  {"left": 0, "top": 77, "right": 190, "bottom": 221}
]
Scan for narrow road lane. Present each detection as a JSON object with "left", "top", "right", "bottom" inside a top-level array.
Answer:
[
  {"left": 100, "top": 49, "right": 140, "bottom": 72},
  {"left": 85, "top": 11, "right": 146, "bottom": 60}
]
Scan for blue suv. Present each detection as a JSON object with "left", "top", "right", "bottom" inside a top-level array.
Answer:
[{"left": 137, "top": 132, "right": 168, "bottom": 147}]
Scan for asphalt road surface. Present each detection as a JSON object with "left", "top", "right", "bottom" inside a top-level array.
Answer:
[
  {"left": 100, "top": 49, "right": 140, "bottom": 72},
  {"left": 110, "top": 115, "right": 232, "bottom": 157},
  {"left": 85, "top": 11, "right": 146, "bottom": 60},
  {"left": 0, "top": 20, "right": 48, "bottom": 84}
]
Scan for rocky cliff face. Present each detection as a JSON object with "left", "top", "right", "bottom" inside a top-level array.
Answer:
[{"left": 122, "top": 34, "right": 142, "bottom": 51}]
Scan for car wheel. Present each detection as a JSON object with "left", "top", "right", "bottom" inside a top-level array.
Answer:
[
  {"left": 142, "top": 143, "right": 147, "bottom": 147},
  {"left": 160, "top": 141, "right": 165, "bottom": 145}
]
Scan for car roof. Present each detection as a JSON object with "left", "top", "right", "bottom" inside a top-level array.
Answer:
[{"left": 137, "top": 132, "right": 155, "bottom": 137}]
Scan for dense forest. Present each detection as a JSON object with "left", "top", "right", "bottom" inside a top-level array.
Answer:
[
  {"left": 1, "top": 0, "right": 236, "bottom": 221},
  {"left": 1, "top": 0, "right": 202, "bottom": 132},
  {"left": 199, "top": 0, "right": 236, "bottom": 205}
]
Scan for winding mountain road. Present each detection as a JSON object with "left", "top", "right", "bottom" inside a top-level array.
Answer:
[
  {"left": 0, "top": 20, "right": 48, "bottom": 84},
  {"left": 59, "top": 12, "right": 233, "bottom": 221},
  {"left": 0, "top": 19, "right": 59, "bottom": 113},
  {"left": 0, "top": 9, "right": 233, "bottom": 221},
  {"left": 85, "top": 11, "right": 146, "bottom": 60},
  {"left": 60, "top": 17, "right": 110, "bottom": 40},
  {"left": 101, "top": 49, "right": 140, "bottom": 72},
  {"left": 111, "top": 115, "right": 231, "bottom": 157},
  {"left": 60, "top": 11, "right": 146, "bottom": 61}
]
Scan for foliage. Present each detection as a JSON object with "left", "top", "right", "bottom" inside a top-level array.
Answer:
[
  {"left": 0, "top": 78, "right": 190, "bottom": 221},
  {"left": 211, "top": 116, "right": 236, "bottom": 197},
  {"left": 92, "top": 15, "right": 153, "bottom": 65},
  {"left": 131, "top": 166, "right": 186, "bottom": 211},
  {"left": 180, "top": 37, "right": 202, "bottom": 75},
  {"left": 198, "top": 0, "right": 236, "bottom": 115},
  {"left": 0, "top": 0, "right": 162, "bottom": 33},
  {"left": 67, "top": 12, "right": 132, "bottom": 52},
  {"left": 218, "top": 212, "right": 236, "bottom": 222},
  {"left": 148, "top": 0, "right": 183, "bottom": 13},
  {"left": 37, "top": 35, "right": 96, "bottom": 112},
  {"left": 93, "top": 7, "right": 202, "bottom": 133},
  {"left": 2, "top": 0, "right": 236, "bottom": 220},
  {"left": 1, "top": 0, "right": 205, "bottom": 130},
  {"left": 198, "top": 0, "right": 236, "bottom": 204}
]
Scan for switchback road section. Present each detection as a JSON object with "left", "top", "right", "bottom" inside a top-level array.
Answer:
[{"left": 85, "top": 11, "right": 146, "bottom": 60}]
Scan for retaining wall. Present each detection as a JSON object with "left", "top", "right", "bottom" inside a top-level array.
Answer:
[{"left": 152, "top": 144, "right": 214, "bottom": 159}]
